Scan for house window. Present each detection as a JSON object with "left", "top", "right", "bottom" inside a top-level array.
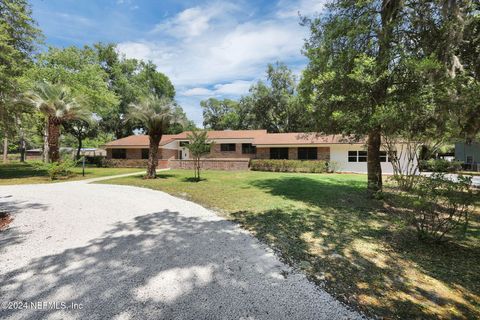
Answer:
[
  {"left": 298, "top": 147, "right": 317, "bottom": 160},
  {"left": 358, "top": 151, "right": 367, "bottom": 162},
  {"left": 348, "top": 151, "right": 367, "bottom": 162},
  {"left": 141, "top": 148, "right": 149, "bottom": 159},
  {"left": 380, "top": 151, "right": 397, "bottom": 162},
  {"left": 270, "top": 148, "right": 289, "bottom": 159},
  {"left": 348, "top": 151, "right": 358, "bottom": 162},
  {"left": 380, "top": 151, "right": 387, "bottom": 162},
  {"left": 466, "top": 156, "right": 473, "bottom": 163},
  {"left": 242, "top": 143, "right": 256, "bottom": 154},
  {"left": 112, "top": 148, "right": 126, "bottom": 159},
  {"left": 221, "top": 143, "right": 236, "bottom": 152},
  {"left": 179, "top": 141, "right": 189, "bottom": 147}
]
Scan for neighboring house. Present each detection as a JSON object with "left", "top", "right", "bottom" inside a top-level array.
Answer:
[
  {"left": 26, "top": 148, "right": 106, "bottom": 158},
  {"left": 104, "top": 130, "right": 411, "bottom": 173},
  {"left": 455, "top": 141, "right": 480, "bottom": 171}
]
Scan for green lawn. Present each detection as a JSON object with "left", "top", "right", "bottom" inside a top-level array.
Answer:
[
  {"left": 0, "top": 162, "right": 143, "bottom": 185},
  {"left": 101, "top": 169, "right": 480, "bottom": 319}
]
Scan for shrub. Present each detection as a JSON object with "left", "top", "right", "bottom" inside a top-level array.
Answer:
[
  {"left": 419, "top": 159, "right": 462, "bottom": 172},
  {"left": 85, "top": 156, "right": 105, "bottom": 167},
  {"left": 250, "top": 160, "right": 337, "bottom": 173},
  {"left": 32, "top": 159, "right": 77, "bottom": 180},
  {"left": 408, "top": 173, "right": 475, "bottom": 242}
]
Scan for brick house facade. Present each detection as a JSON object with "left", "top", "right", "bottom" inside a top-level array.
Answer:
[{"left": 103, "top": 130, "right": 413, "bottom": 173}]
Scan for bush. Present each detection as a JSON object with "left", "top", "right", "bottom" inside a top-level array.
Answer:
[
  {"left": 419, "top": 159, "right": 462, "bottom": 172},
  {"left": 32, "top": 159, "right": 77, "bottom": 180},
  {"left": 85, "top": 156, "right": 106, "bottom": 167},
  {"left": 250, "top": 159, "right": 338, "bottom": 173},
  {"left": 408, "top": 173, "right": 475, "bottom": 242}
]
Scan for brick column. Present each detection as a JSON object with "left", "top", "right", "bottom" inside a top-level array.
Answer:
[{"left": 317, "top": 147, "right": 330, "bottom": 161}]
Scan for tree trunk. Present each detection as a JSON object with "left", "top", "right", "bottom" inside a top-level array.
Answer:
[
  {"left": 48, "top": 117, "right": 61, "bottom": 162},
  {"left": 20, "top": 135, "right": 26, "bottom": 162},
  {"left": 2, "top": 137, "right": 7, "bottom": 164},
  {"left": 367, "top": 129, "right": 382, "bottom": 192},
  {"left": 43, "top": 120, "right": 49, "bottom": 163},
  {"left": 146, "top": 134, "right": 161, "bottom": 179},
  {"left": 196, "top": 157, "right": 201, "bottom": 181},
  {"left": 76, "top": 136, "right": 82, "bottom": 160},
  {"left": 365, "top": 0, "right": 402, "bottom": 192}
]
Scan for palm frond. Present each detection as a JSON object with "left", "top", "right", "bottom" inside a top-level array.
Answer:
[
  {"left": 127, "top": 95, "right": 178, "bottom": 135},
  {"left": 24, "top": 81, "right": 91, "bottom": 123}
]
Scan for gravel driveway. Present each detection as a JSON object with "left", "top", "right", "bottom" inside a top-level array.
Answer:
[{"left": 0, "top": 177, "right": 363, "bottom": 320}]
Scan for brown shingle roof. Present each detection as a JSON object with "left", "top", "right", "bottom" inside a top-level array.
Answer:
[
  {"left": 252, "top": 133, "right": 364, "bottom": 145},
  {"left": 104, "top": 130, "right": 364, "bottom": 148},
  {"left": 174, "top": 130, "right": 267, "bottom": 140},
  {"left": 104, "top": 134, "right": 178, "bottom": 147}
]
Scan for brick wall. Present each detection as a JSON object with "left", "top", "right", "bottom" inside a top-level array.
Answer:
[
  {"left": 256, "top": 148, "right": 270, "bottom": 159},
  {"left": 105, "top": 145, "right": 331, "bottom": 166},
  {"left": 288, "top": 148, "right": 297, "bottom": 160},
  {"left": 161, "top": 148, "right": 178, "bottom": 160},
  {"left": 127, "top": 148, "right": 142, "bottom": 159},
  {"left": 206, "top": 143, "right": 255, "bottom": 159},
  {"left": 104, "top": 159, "right": 147, "bottom": 168},
  {"left": 317, "top": 147, "right": 330, "bottom": 161},
  {"left": 169, "top": 159, "right": 250, "bottom": 170}
]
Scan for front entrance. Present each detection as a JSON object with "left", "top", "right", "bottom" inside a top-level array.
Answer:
[{"left": 179, "top": 147, "right": 189, "bottom": 160}]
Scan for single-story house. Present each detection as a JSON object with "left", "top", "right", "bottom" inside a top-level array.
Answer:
[
  {"left": 455, "top": 141, "right": 480, "bottom": 171},
  {"left": 104, "top": 130, "right": 412, "bottom": 173}
]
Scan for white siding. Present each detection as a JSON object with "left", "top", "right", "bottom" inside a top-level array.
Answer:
[{"left": 330, "top": 144, "right": 415, "bottom": 174}]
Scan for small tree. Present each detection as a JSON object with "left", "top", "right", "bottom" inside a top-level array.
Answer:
[
  {"left": 127, "top": 95, "right": 177, "bottom": 179},
  {"left": 25, "top": 82, "right": 90, "bottom": 162},
  {"left": 186, "top": 130, "right": 212, "bottom": 181}
]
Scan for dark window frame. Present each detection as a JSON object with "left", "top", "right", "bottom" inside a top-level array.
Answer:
[
  {"left": 270, "top": 147, "right": 289, "bottom": 160},
  {"left": 220, "top": 143, "right": 236, "bottom": 152},
  {"left": 348, "top": 150, "right": 367, "bottom": 162},
  {"left": 141, "top": 148, "right": 149, "bottom": 159},
  {"left": 242, "top": 143, "right": 256, "bottom": 154},
  {"left": 112, "top": 148, "right": 127, "bottom": 159},
  {"left": 348, "top": 151, "right": 358, "bottom": 162},
  {"left": 298, "top": 147, "right": 317, "bottom": 160},
  {"left": 380, "top": 150, "right": 397, "bottom": 162},
  {"left": 358, "top": 151, "right": 367, "bottom": 162}
]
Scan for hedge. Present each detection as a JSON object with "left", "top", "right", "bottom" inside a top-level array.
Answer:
[
  {"left": 419, "top": 159, "right": 463, "bottom": 173},
  {"left": 250, "top": 159, "right": 338, "bottom": 173}
]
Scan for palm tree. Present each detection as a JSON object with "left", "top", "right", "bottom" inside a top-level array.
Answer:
[
  {"left": 128, "top": 95, "right": 178, "bottom": 179},
  {"left": 26, "top": 82, "right": 89, "bottom": 162}
]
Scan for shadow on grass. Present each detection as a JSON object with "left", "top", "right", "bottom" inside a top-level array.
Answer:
[
  {"left": 229, "top": 175, "right": 480, "bottom": 319},
  {"left": 0, "top": 163, "right": 46, "bottom": 179},
  {"left": 124, "top": 173, "right": 178, "bottom": 180},
  {"left": 181, "top": 177, "right": 207, "bottom": 183}
]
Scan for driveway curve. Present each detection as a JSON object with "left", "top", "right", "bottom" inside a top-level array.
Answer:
[{"left": 0, "top": 178, "right": 363, "bottom": 320}]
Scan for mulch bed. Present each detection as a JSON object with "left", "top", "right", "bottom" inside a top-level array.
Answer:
[{"left": 0, "top": 212, "right": 13, "bottom": 230}]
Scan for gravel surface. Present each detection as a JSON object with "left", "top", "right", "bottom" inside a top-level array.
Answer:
[{"left": 0, "top": 177, "right": 363, "bottom": 320}]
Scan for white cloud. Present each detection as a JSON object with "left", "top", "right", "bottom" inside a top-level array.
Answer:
[
  {"left": 213, "top": 80, "right": 252, "bottom": 95},
  {"left": 181, "top": 80, "right": 253, "bottom": 98},
  {"left": 182, "top": 87, "right": 214, "bottom": 96},
  {"left": 276, "top": 0, "right": 327, "bottom": 18},
  {"left": 118, "top": 20, "right": 305, "bottom": 87},
  {"left": 116, "top": 0, "right": 310, "bottom": 126},
  {"left": 151, "top": 3, "right": 239, "bottom": 39}
]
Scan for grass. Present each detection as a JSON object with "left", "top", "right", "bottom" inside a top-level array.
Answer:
[
  {"left": 101, "top": 169, "right": 480, "bottom": 319},
  {"left": 0, "top": 162, "right": 143, "bottom": 185}
]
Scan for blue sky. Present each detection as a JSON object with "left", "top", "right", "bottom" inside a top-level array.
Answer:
[{"left": 30, "top": 0, "right": 325, "bottom": 126}]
